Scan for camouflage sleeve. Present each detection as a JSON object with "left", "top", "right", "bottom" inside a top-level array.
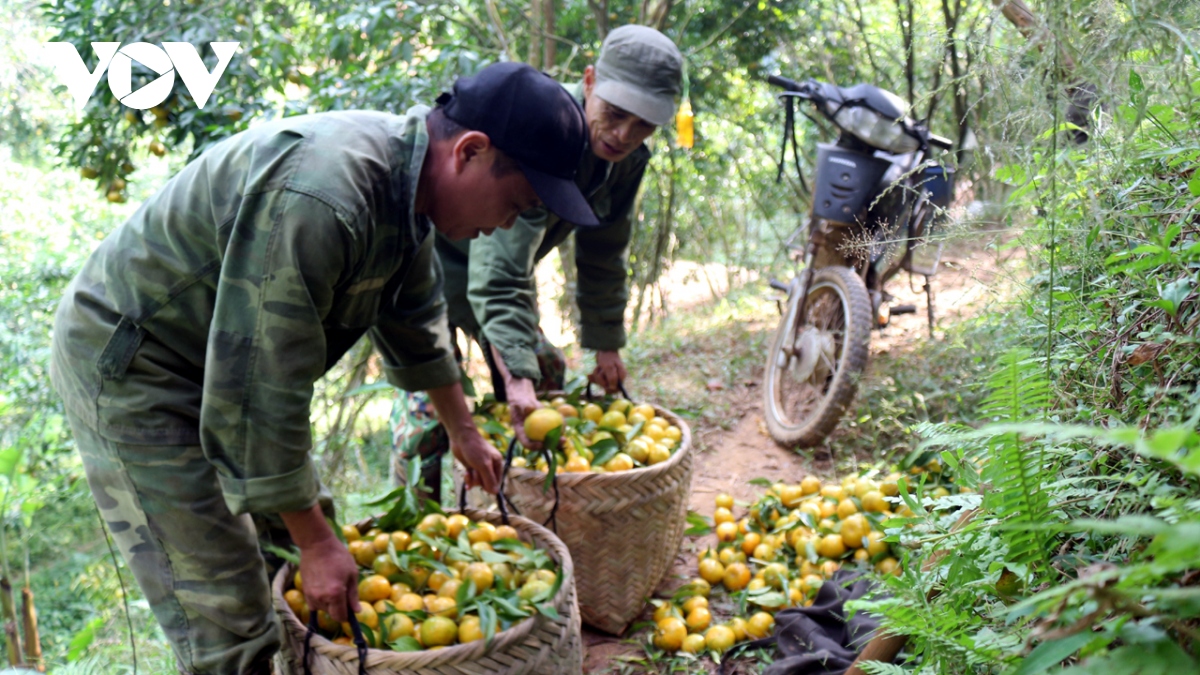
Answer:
[
  {"left": 202, "top": 190, "right": 350, "bottom": 516},
  {"left": 466, "top": 214, "right": 548, "bottom": 381},
  {"left": 370, "top": 230, "right": 460, "bottom": 391},
  {"left": 574, "top": 156, "right": 647, "bottom": 351}
]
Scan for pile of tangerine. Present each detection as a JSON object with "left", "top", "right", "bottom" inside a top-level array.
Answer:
[
  {"left": 282, "top": 511, "right": 561, "bottom": 651},
  {"left": 649, "top": 462, "right": 969, "bottom": 655},
  {"left": 473, "top": 395, "right": 684, "bottom": 474}
]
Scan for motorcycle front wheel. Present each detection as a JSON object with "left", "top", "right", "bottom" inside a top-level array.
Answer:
[{"left": 763, "top": 265, "right": 872, "bottom": 448}]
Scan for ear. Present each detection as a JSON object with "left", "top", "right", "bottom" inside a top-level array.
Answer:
[
  {"left": 451, "top": 131, "right": 492, "bottom": 174},
  {"left": 583, "top": 65, "right": 596, "bottom": 98}
]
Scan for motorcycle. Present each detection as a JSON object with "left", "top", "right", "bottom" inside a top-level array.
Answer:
[{"left": 761, "top": 74, "right": 956, "bottom": 448}]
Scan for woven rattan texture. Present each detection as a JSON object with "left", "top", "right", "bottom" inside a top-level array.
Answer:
[
  {"left": 503, "top": 408, "right": 694, "bottom": 634},
  {"left": 272, "top": 509, "right": 582, "bottom": 675}
]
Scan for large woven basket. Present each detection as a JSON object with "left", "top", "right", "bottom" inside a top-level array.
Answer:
[
  {"left": 503, "top": 405, "right": 694, "bottom": 634},
  {"left": 272, "top": 509, "right": 583, "bottom": 675}
]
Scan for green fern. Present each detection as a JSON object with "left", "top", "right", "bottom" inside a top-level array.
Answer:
[{"left": 978, "top": 349, "right": 1055, "bottom": 572}]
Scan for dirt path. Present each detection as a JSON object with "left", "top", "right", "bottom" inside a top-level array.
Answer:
[{"left": 580, "top": 228, "right": 1021, "bottom": 672}]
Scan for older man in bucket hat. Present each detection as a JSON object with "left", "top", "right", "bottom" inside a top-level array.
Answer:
[
  {"left": 50, "top": 62, "right": 596, "bottom": 675},
  {"left": 394, "top": 26, "right": 684, "bottom": 495}
]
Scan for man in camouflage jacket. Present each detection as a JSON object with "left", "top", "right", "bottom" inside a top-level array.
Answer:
[
  {"left": 394, "top": 26, "right": 682, "bottom": 474},
  {"left": 50, "top": 63, "right": 596, "bottom": 674}
]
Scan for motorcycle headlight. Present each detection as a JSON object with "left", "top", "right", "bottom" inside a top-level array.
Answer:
[{"left": 826, "top": 104, "right": 920, "bottom": 154}]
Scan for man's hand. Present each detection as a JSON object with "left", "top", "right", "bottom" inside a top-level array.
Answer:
[
  {"left": 504, "top": 376, "right": 543, "bottom": 450},
  {"left": 280, "top": 505, "right": 360, "bottom": 622},
  {"left": 488, "top": 344, "right": 543, "bottom": 449},
  {"left": 449, "top": 431, "right": 504, "bottom": 493},
  {"left": 590, "top": 350, "right": 628, "bottom": 394},
  {"left": 427, "top": 381, "right": 504, "bottom": 493}
]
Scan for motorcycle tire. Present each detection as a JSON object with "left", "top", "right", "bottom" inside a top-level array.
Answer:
[{"left": 763, "top": 265, "right": 872, "bottom": 448}]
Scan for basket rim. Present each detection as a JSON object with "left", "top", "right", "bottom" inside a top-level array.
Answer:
[
  {"left": 504, "top": 404, "right": 693, "bottom": 486},
  {"left": 272, "top": 507, "right": 575, "bottom": 667}
]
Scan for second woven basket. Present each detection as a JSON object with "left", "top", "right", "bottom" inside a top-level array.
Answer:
[{"left": 502, "top": 405, "right": 694, "bottom": 635}]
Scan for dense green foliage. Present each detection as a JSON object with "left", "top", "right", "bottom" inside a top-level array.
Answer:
[{"left": 2, "top": 0, "right": 1199, "bottom": 672}]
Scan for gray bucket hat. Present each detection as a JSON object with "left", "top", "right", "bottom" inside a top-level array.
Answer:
[{"left": 593, "top": 25, "right": 683, "bottom": 127}]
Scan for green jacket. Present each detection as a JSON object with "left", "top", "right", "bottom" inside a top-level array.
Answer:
[
  {"left": 51, "top": 107, "right": 459, "bottom": 516},
  {"left": 435, "top": 82, "right": 651, "bottom": 381}
]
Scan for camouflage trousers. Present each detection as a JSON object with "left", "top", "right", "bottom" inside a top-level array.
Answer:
[
  {"left": 68, "top": 412, "right": 284, "bottom": 675},
  {"left": 392, "top": 327, "right": 566, "bottom": 502}
]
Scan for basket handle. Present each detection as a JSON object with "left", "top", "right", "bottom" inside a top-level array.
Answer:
[
  {"left": 303, "top": 600, "right": 369, "bottom": 675},
  {"left": 585, "top": 379, "right": 631, "bottom": 401},
  {"left": 498, "top": 436, "right": 561, "bottom": 533}
]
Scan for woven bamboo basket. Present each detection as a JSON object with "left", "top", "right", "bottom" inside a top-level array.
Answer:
[
  {"left": 503, "top": 405, "right": 694, "bottom": 635},
  {"left": 271, "top": 508, "right": 583, "bottom": 675}
]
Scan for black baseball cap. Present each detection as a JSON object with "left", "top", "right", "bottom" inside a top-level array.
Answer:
[{"left": 436, "top": 62, "right": 599, "bottom": 227}]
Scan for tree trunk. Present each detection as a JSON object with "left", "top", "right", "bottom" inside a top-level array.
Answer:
[
  {"left": 556, "top": 236, "right": 580, "bottom": 335},
  {"left": 20, "top": 587, "right": 40, "bottom": 670},
  {"left": 543, "top": 0, "right": 556, "bottom": 71},
  {"left": 1, "top": 578, "right": 21, "bottom": 667},
  {"left": 587, "top": 0, "right": 609, "bottom": 40},
  {"left": 992, "top": 0, "right": 1097, "bottom": 142},
  {"left": 527, "top": 0, "right": 543, "bottom": 69}
]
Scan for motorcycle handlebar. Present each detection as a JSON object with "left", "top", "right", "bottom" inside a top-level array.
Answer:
[
  {"left": 928, "top": 133, "right": 953, "bottom": 150},
  {"left": 767, "top": 74, "right": 805, "bottom": 93}
]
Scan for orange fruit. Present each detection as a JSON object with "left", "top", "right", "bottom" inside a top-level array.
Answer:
[
  {"left": 681, "top": 595, "right": 708, "bottom": 614},
  {"left": 342, "top": 524, "right": 361, "bottom": 542},
  {"left": 840, "top": 515, "right": 869, "bottom": 549},
  {"left": 467, "top": 522, "right": 496, "bottom": 544},
  {"left": 715, "top": 493, "right": 734, "bottom": 510},
  {"left": 715, "top": 521, "right": 738, "bottom": 543},
  {"left": 293, "top": 570, "right": 303, "bottom": 592},
  {"left": 284, "top": 589, "right": 306, "bottom": 615},
  {"left": 713, "top": 507, "right": 735, "bottom": 525},
  {"left": 723, "top": 562, "right": 751, "bottom": 591},
  {"left": 698, "top": 558, "right": 725, "bottom": 585},
  {"left": 728, "top": 617, "right": 748, "bottom": 642},
  {"left": 741, "top": 532, "right": 762, "bottom": 556},
  {"left": 865, "top": 531, "right": 888, "bottom": 557},
  {"left": 458, "top": 615, "right": 485, "bottom": 642},
  {"left": 394, "top": 592, "right": 424, "bottom": 612},
  {"left": 581, "top": 403, "right": 603, "bottom": 423},
  {"left": 420, "top": 615, "right": 458, "bottom": 647},
  {"left": 746, "top": 612, "right": 775, "bottom": 639},
  {"left": 524, "top": 408, "right": 564, "bottom": 441},
  {"left": 437, "top": 579, "right": 462, "bottom": 599},
  {"left": 349, "top": 540, "right": 376, "bottom": 567},
  {"left": 682, "top": 633, "right": 707, "bottom": 653},
  {"left": 358, "top": 575, "right": 392, "bottom": 603},
  {"left": 463, "top": 562, "right": 494, "bottom": 593},
  {"left": 390, "top": 531, "right": 411, "bottom": 551},
  {"left": 837, "top": 499, "right": 859, "bottom": 519},
  {"left": 653, "top": 602, "right": 678, "bottom": 623},
  {"left": 780, "top": 485, "right": 804, "bottom": 508},
  {"left": 655, "top": 617, "right": 687, "bottom": 651},
  {"left": 373, "top": 553, "right": 400, "bottom": 578},
  {"left": 861, "top": 490, "right": 888, "bottom": 513},
  {"left": 817, "top": 534, "right": 847, "bottom": 559},
  {"left": 383, "top": 613, "right": 414, "bottom": 641},
  {"left": 706, "top": 625, "right": 736, "bottom": 652},
  {"left": 446, "top": 514, "right": 471, "bottom": 539},
  {"left": 564, "top": 455, "right": 591, "bottom": 472},
  {"left": 416, "top": 514, "right": 447, "bottom": 537}
]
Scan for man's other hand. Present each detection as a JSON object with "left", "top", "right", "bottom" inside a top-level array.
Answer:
[
  {"left": 450, "top": 430, "right": 504, "bottom": 493},
  {"left": 589, "top": 350, "right": 627, "bottom": 394}
]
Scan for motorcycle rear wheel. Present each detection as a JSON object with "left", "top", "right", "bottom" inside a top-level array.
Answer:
[{"left": 763, "top": 265, "right": 872, "bottom": 448}]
